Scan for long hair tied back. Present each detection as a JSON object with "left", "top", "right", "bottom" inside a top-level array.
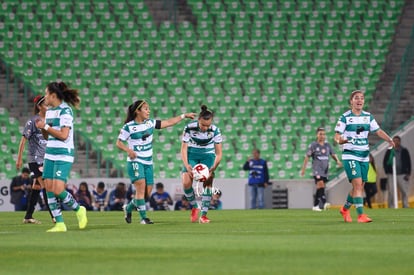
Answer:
[
  {"left": 124, "top": 99, "right": 146, "bottom": 123},
  {"left": 199, "top": 105, "right": 213, "bottom": 120},
  {"left": 46, "top": 82, "right": 80, "bottom": 108},
  {"left": 33, "top": 95, "right": 45, "bottom": 114}
]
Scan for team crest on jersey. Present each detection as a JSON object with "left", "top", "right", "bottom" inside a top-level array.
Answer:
[
  {"left": 321, "top": 149, "right": 326, "bottom": 154},
  {"left": 363, "top": 117, "right": 369, "bottom": 123}
]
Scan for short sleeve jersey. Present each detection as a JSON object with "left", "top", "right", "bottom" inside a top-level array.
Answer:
[
  {"left": 44, "top": 102, "right": 75, "bottom": 163},
  {"left": 306, "top": 141, "right": 334, "bottom": 177},
  {"left": 117, "top": 119, "right": 157, "bottom": 165},
  {"left": 22, "top": 114, "right": 47, "bottom": 163},
  {"left": 334, "top": 110, "right": 380, "bottom": 162},
  {"left": 182, "top": 121, "right": 222, "bottom": 156}
]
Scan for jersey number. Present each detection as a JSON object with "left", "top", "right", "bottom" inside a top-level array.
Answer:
[{"left": 348, "top": 161, "right": 356, "bottom": 169}]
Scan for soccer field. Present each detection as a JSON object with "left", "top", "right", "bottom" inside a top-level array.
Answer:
[{"left": 1, "top": 209, "right": 414, "bottom": 275}]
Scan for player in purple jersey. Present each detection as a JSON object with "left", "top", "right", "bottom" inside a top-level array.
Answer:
[{"left": 16, "top": 95, "right": 54, "bottom": 224}]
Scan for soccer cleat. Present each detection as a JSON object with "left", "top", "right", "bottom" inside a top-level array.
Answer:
[
  {"left": 140, "top": 218, "right": 154, "bottom": 224},
  {"left": 76, "top": 206, "right": 88, "bottom": 229},
  {"left": 340, "top": 207, "right": 352, "bottom": 223},
  {"left": 199, "top": 215, "right": 210, "bottom": 224},
  {"left": 357, "top": 214, "right": 373, "bottom": 223},
  {"left": 123, "top": 205, "right": 132, "bottom": 224},
  {"left": 323, "top": 202, "right": 331, "bottom": 210},
  {"left": 312, "top": 206, "right": 322, "bottom": 212},
  {"left": 46, "top": 222, "right": 67, "bottom": 232},
  {"left": 23, "top": 218, "right": 41, "bottom": 224},
  {"left": 191, "top": 208, "right": 200, "bottom": 223}
]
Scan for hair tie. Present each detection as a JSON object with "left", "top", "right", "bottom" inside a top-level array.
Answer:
[{"left": 135, "top": 100, "right": 146, "bottom": 111}]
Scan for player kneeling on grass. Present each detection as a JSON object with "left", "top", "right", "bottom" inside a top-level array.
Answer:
[{"left": 180, "top": 105, "right": 222, "bottom": 224}]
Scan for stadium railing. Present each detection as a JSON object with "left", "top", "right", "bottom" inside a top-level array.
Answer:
[{"left": 382, "top": 23, "right": 414, "bottom": 133}]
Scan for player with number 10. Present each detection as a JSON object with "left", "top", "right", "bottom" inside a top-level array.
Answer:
[{"left": 116, "top": 99, "right": 195, "bottom": 224}]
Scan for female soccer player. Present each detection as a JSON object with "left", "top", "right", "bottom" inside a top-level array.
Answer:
[
  {"left": 35, "top": 82, "right": 87, "bottom": 232},
  {"left": 181, "top": 105, "right": 223, "bottom": 223},
  {"left": 301, "top": 127, "right": 341, "bottom": 211},
  {"left": 334, "top": 90, "right": 394, "bottom": 223},
  {"left": 116, "top": 99, "right": 195, "bottom": 224},
  {"left": 16, "top": 95, "right": 55, "bottom": 224}
]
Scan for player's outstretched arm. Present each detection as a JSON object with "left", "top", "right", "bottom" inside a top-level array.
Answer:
[{"left": 160, "top": 113, "right": 196, "bottom": 128}]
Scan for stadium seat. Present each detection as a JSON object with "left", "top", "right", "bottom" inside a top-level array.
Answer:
[{"left": 0, "top": 0, "right": 403, "bottom": 179}]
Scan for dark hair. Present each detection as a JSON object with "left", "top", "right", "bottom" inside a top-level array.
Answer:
[
  {"left": 97, "top": 181, "right": 105, "bottom": 189},
  {"left": 21, "top": 167, "right": 30, "bottom": 174},
  {"left": 316, "top": 127, "right": 325, "bottom": 133},
  {"left": 46, "top": 82, "right": 80, "bottom": 108},
  {"left": 33, "top": 95, "right": 45, "bottom": 114},
  {"left": 79, "top": 181, "right": 89, "bottom": 191},
  {"left": 199, "top": 105, "right": 213, "bottom": 120},
  {"left": 115, "top": 182, "right": 126, "bottom": 198},
  {"left": 393, "top": 135, "right": 401, "bottom": 141},
  {"left": 124, "top": 100, "right": 146, "bottom": 123},
  {"left": 156, "top": 182, "right": 164, "bottom": 189}
]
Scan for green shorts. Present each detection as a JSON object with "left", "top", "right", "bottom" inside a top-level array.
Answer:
[
  {"left": 181, "top": 154, "right": 216, "bottom": 172},
  {"left": 127, "top": 161, "right": 154, "bottom": 185},
  {"left": 343, "top": 159, "right": 369, "bottom": 182},
  {"left": 43, "top": 159, "right": 72, "bottom": 183}
]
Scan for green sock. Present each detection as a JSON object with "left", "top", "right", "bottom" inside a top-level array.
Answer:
[
  {"left": 126, "top": 200, "right": 136, "bottom": 213},
  {"left": 135, "top": 199, "right": 147, "bottom": 220},
  {"left": 47, "top": 192, "right": 63, "bottom": 223},
  {"left": 201, "top": 187, "right": 212, "bottom": 216},
  {"left": 184, "top": 187, "right": 198, "bottom": 208},
  {"left": 57, "top": 190, "right": 80, "bottom": 211},
  {"left": 344, "top": 194, "right": 353, "bottom": 210},
  {"left": 354, "top": 197, "right": 364, "bottom": 215}
]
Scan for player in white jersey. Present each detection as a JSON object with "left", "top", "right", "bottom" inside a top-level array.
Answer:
[
  {"left": 334, "top": 90, "right": 394, "bottom": 223},
  {"left": 116, "top": 99, "right": 195, "bottom": 224},
  {"left": 35, "top": 82, "right": 87, "bottom": 232},
  {"left": 181, "top": 105, "right": 223, "bottom": 224}
]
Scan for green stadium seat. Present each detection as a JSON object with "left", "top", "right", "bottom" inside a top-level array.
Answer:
[{"left": 0, "top": 0, "right": 402, "bottom": 179}]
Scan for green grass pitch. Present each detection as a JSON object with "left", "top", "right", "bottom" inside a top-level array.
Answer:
[{"left": 1, "top": 209, "right": 414, "bottom": 274}]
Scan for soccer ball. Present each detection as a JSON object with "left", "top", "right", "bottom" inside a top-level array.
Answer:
[{"left": 192, "top": 163, "right": 210, "bottom": 182}]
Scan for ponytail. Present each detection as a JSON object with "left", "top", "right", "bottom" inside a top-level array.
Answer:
[
  {"left": 199, "top": 105, "right": 213, "bottom": 120},
  {"left": 46, "top": 82, "right": 80, "bottom": 108},
  {"left": 124, "top": 100, "right": 146, "bottom": 123}
]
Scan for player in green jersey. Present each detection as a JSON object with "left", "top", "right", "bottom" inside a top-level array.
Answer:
[
  {"left": 181, "top": 105, "right": 223, "bottom": 223},
  {"left": 35, "top": 82, "right": 87, "bottom": 232},
  {"left": 334, "top": 90, "right": 394, "bottom": 223},
  {"left": 116, "top": 99, "right": 195, "bottom": 224}
]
